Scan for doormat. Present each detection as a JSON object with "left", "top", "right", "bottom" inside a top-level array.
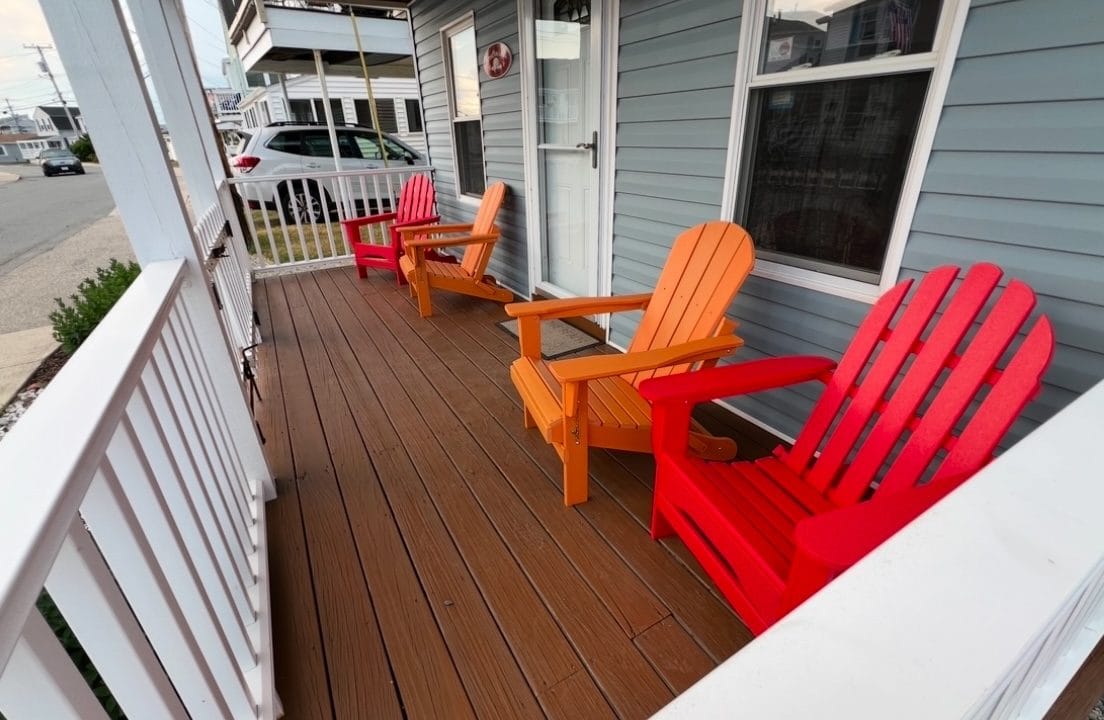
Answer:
[{"left": 498, "top": 318, "right": 603, "bottom": 360}]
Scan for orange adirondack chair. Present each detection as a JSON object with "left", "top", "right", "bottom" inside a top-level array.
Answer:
[
  {"left": 341, "top": 173, "right": 439, "bottom": 285},
  {"left": 639, "top": 263, "right": 1055, "bottom": 633},
  {"left": 398, "top": 181, "right": 512, "bottom": 317},
  {"left": 507, "top": 221, "right": 755, "bottom": 505}
]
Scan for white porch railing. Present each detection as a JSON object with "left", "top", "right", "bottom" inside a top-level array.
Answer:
[
  {"left": 227, "top": 165, "right": 434, "bottom": 273},
  {"left": 194, "top": 184, "right": 256, "bottom": 353},
  {"left": 0, "top": 260, "right": 276, "bottom": 719},
  {"left": 654, "top": 379, "right": 1104, "bottom": 719}
]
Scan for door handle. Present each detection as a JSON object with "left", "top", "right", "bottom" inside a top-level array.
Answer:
[{"left": 575, "top": 130, "right": 598, "bottom": 169}]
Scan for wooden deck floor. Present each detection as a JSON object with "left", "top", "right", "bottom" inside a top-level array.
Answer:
[{"left": 253, "top": 266, "right": 757, "bottom": 720}]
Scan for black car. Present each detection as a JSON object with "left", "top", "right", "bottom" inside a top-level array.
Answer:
[{"left": 40, "top": 148, "right": 85, "bottom": 176}]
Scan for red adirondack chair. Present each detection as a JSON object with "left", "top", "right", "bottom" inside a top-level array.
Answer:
[
  {"left": 341, "top": 173, "right": 440, "bottom": 285},
  {"left": 639, "top": 264, "right": 1055, "bottom": 634}
]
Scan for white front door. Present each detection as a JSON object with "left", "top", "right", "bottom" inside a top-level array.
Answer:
[{"left": 534, "top": 0, "right": 603, "bottom": 298}]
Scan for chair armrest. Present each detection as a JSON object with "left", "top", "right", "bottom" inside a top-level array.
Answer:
[
  {"left": 341, "top": 211, "right": 397, "bottom": 230},
  {"left": 392, "top": 214, "right": 440, "bottom": 230},
  {"left": 505, "top": 293, "right": 652, "bottom": 320},
  {"left": 781, "top": 476, "right": 965, "bottom": 615},
  {"left": 398, "top": 222, "right": 474, "bottom": 237},
  {"left": 639, "top": 356, "right": 837, "bottom": 406},
  {"left": 550, "top": 335, "right": 744, "bottom": 384},
  {"left": 405, "top": 232, "right": 498, "bottom": 250}
]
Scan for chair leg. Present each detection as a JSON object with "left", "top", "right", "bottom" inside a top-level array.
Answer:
[
  {"left": 357, "top": 264, "right": 368, "bottom": 279},
  {"left": 523, "top": 406, "right": 536, "bottom": 429},
  {"left": 562, "top": 437, "right": 588, "bottom": 506},
  {"left": 650, "top": 499, "right": 675, "bottom": 540},
  {"left": 416, "top": 284, "right": 433, "bottom": 318}
]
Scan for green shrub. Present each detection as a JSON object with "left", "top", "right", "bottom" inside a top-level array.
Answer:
[
  {"left": 49, "top": 259, "right": 141, "bottom": 354},
  {"left": 69, "top": 134, "right": 96, "bottom": 162}
]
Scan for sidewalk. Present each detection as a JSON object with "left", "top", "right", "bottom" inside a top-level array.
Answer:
[
  {"left": 0, "top": 210, "right": 133, "bottom": 335},
  {"left": 0, "top": 325, "right": 57, "bottom": 408}
]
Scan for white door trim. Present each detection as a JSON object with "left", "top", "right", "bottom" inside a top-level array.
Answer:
[{"left": 518, "top": 0, "right": 618, "bottom": 316}]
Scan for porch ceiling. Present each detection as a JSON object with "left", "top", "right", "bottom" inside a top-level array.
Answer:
[{"left": 254, "top": 265, "right": 765, "bottom": 719}]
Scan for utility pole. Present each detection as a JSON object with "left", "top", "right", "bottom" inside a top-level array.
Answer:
[
  {"left": 2, "top": 98, "right": 26, "bottom": 132},
  {"left": 23, "top": 43, "right": 79, "bottom": 146}
]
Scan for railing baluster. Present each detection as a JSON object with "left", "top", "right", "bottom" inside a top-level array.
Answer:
[
  {"left": 318, "top": 179, "right": 339, "bottom": 257},
  {"left": 371, "top": 176, "right": 383, "bottom": 241},
  {"left": 146, "top": 350, "right": 254, "bottom": 618},
  {"left": 254, "top": 185, "right": 279, "bottom": 267},
  {"left": 46, "top": 520, "right": 190, "bottom": 719},
  {"left": 0, "top": 610, "right": 112, "bottom": 719},
  {"left": 301, "top": 178, "right": 324, "bottom": 260},
  {"left": 161, "top": 312, "right": 254, "bottom": 554},
  {"left": 271, "top": 184, "right": 296, "bottom": 263},
  {"left": 83, "top": 462, "right": 247, "bottom": 718}
]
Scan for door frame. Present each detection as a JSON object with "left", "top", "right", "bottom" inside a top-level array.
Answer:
[{"left": 518, "top": 0, "right": 619, "bottom": 328}]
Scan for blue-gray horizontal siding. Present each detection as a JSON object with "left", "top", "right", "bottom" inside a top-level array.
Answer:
[
  {"left": 612, "top": 0, "right": 1104, "bottom": 448},
  {"left": 409, "top": 0, "right": 528, "bottom": 294},
  {"left": 610, "top": 0, "right": 742, "bottom": 346},
  {"left": 900, "top": 0, "right": 1104, "bottom": 445}
]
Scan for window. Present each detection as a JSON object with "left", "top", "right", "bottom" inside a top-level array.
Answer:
[
  {"left": 348, "top": 130, "right": 410, "bottom": 161},
  {"left": 442, "top": 16, "right": 486, "bottom": 197},
  {"left": 299, "top": 130, "right": 357, "bottom": 158},
  {"left": 405, "top": 99, "right": 424, "bottom": 132},
  {"left": 354, "top": 99, "right": 399, "bottom": 133},
  {"left": 734, "top": 0, "right": 951, "bottom": 288},
  {"left": 266, "top": 131, "right": 303, "bottom": 154},
  {"left": 0, "top": 146, "right": 6, "bottom": 156},
  {"left": 311, "top": 99, "right": 346, "bottom": 125},
  {"left": 289, "top": 99, "right": 314, "bottom": 122}
]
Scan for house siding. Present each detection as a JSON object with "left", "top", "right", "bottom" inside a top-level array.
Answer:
[
  {"left": 409, "top": 0, "right": 529, "bottom": 294},
  {"left": 607, "top": 0, "right": 1104, "bottom": 446},
  {"left": 899, "top": 0, "right": 1104, "bottom": 445},
  {"left": 609, "top": 0, "right": 743, "bottom": 347}
]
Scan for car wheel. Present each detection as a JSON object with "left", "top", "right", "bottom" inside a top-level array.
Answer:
[
  {"left": 280, "top": 181, "right": 329, "bottom": 225},
  {"left": 77, "top": 168, "right": 86, "bottom": 175}
]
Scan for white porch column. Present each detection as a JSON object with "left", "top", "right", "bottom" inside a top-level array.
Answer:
[
  {"left": 37, "top": 0, "right": 273, "bottom": 498},
  {"left": 313, "top": 50, "right": 343, "bottom": 171}
]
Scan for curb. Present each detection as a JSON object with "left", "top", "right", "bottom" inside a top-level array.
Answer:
[{"left": 0, "top": 172, "right": 19, "bottom": 187}]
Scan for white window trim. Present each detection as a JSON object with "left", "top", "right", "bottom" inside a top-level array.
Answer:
[
  {"left": 720, "top": 0, "right": 971, "bottom": 304},
  {"left": 441, "top": 11, "right": 487, "bottom": 208}
]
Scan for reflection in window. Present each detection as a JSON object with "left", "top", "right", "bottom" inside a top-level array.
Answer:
[
  {"left": 740, "top": 74, "right": 929, "bottom": 279},
  {"left": 760, "top": 0, "right": 941, "bottom": 74},
  {"left": 443, "top": 19, "right": 486, "bottom": 196}
]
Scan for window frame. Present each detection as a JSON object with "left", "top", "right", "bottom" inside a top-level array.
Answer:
[
  {"left": 440, "top": 11, "right": 487, "bottom": 204},
  {"left": 405, "top": 98, "right": 424, "bottom": 133},
  {"left": 720, "top": 0, "right": 971, "bottom": 303}
]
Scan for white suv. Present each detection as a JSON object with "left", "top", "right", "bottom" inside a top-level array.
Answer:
[{"left": 230, "top": 122, "right": 426, "bottom": 223}]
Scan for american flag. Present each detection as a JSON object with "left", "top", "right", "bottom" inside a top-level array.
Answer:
[{"left": 887, "top": 0, "right": 917, "bottom": 53}]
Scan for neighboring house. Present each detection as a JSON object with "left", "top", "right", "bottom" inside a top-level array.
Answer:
[
  {"left": 238, "top": 74, "right": 428, "bottom": 155},
  {"left": 0, "top": 113, "right": 34, "bottom": 134},
  {"left": 389, "top": 0, "right": 1103, "bottom": 450},
  {"left": 32, "top": 105, "right": 86, "bottom": 144},
  {"left": 16, "top": 135, "right": 65, "bottom": 161},
  {"left": 0, "top": 133, "right": 36, "bottom": 163}
]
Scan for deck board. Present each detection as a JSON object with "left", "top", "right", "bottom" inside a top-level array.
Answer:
[{"left": 255, "top": 266, "right": 755, "bottom": 720}]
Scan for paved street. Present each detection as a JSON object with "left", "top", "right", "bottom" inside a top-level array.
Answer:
[
  {"left": 0, "top": 163, "right": 132, "bottom": 334},
  {"left": 0, "top": 163, "right": 116, "bottom": 274}
]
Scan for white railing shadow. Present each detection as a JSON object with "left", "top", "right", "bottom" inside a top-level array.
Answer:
[{"left": 0, "top": 260, "right": 276, "bottom": 719}]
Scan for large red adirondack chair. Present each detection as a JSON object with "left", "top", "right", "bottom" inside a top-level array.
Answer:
[
  {"left": 341, "top": 173, "right": 439, "bottom": 285},
  {"left": 639, "top": 264, "right": 1055, "bottom": 634}
]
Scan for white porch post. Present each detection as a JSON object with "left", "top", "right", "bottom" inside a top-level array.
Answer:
[
  {"left": 37, "top": 0, "right": 274, "bottom": 498},
  {"left": 312, "top": 50, "right": 344, "bottom": 172}
]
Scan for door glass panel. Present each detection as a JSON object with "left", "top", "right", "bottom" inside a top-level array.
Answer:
[
  {"left": 536, "top": 0, "right": 594, "bottom": 296},
  {"left": 760, "top": 0, "right": 942, "bottom": 75}
]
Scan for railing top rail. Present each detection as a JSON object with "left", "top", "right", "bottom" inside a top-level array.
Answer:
[
  {"left": 0, "top": 259, "right": 186, "bottom": 671},
  {"left": 653, "top": 378, "right": 1104, "bottom": 719},
  {"left": 226, "top": 165, "right": 435, "bottom": 184}
]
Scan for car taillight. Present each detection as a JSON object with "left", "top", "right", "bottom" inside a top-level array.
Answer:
[{"left": 232, "top": 155, "right": 260, "bottom": 173}]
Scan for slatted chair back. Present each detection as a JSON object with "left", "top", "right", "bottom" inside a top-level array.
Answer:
[
  {"left": 460, "top": 182, "right": 508, "bottom": 277},
  {"left": 780, "top": 263, "right": 1054, "bottom": 507},
  {"left": 624, "top": 221, "right": 755, "bottom": 386},
  {"left": 396, "top": 173, "right": 435, "bottom": 224}
]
